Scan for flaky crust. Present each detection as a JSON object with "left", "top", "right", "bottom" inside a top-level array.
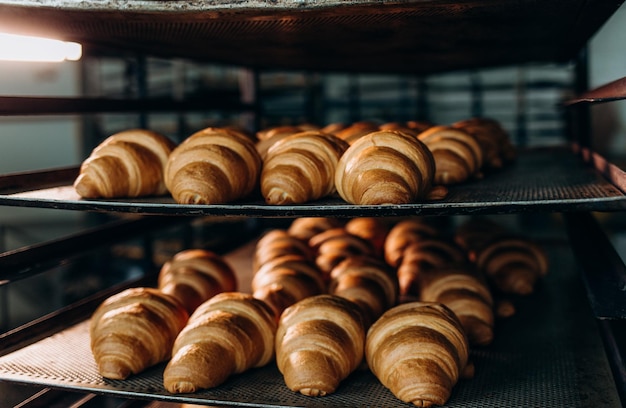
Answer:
[
  {"left": 163, "top": 292, "right": 276, "bottom": 394},
  {"left": 158, "top": 249, "right": 238, "bottom": 314},
  {"left": 74, "top": 129, "right": 176, "bottom": 198},
  {"left": 276, "top": 294, "right": 366, "bottom": 397},
  {"left": 365, "top": 302, "right": 469, "bottom": 407},
  {"left": 89, "top": 287, "right": 189, "bottom": 380},
  {"left": 164, "top": 127, "right": 261, "bottom": 204},
  {"left": 335, "top": 130, "right": 436, "bottom": 205}
]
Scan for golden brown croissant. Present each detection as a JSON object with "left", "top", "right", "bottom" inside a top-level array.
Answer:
[
  {"left": 417, "top": 125, "right": 484, "bottom": 185},
  {"left": 74, "top": 129, "right": 176, "bottom": 198},
  {"left": 164, "top": 127, "right": 262, "bottom": 204},
  {"left": 158, "top": 249, "right": 238, "bottom": 314},
  {"left": 335, "top": 130, "right": 437, "bottom": 205},
  {"left": 251, "top": 254, "right": 326, "bottom": 320},
  {"left": 329, "top": 255, "right": 398, "bottom": 328},
  {"left": 452, "top": 117, "right": 515, "bottom": 170},
  {"left": 260, "top": 131, "right": 349, "bottom": 205},
  {"left": 383, "top": 218, "right": 442, "bottom": 268},
  {"left": 344, "top": 217, "right": 390, "bottom": 258},
  {"left": 418, "top": 266, "right": 495, "bottom": 346},
  {"left": 275, "top": 294, "right": 366, "bottom": 397},
  {"left": 253, "top": 229, "right": 314, "bottom": 273},
  {"left": 287, "top": 217, "right": 344, "bottom": 242},
  {"left": 332, "top": 121, "right": 380, "bottom": 145},
  {"left": 163, "top": 292, "right": 276, "bottom": 394},
  {"left": 89, "top": 287, "right": 189, "bottom": 380},
  {"left": 474, "top": 236, "right": 549, "bottom": 295},
  {"left": 308, "top": 227, "right": 376, "bottom": 280},
  {"left": 396, "top": 237, "right": 468, "bottom": 298},
  {"left": 365, "top": 301, "right": 469, "bottom": 407}
]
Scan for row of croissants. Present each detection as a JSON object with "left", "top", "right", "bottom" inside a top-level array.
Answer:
[
  {"left": 74, "top": 117, "right": 515, "bottom": 206},
  {"left": 89, "top": 216, "right": 547, "bottom": 407}
]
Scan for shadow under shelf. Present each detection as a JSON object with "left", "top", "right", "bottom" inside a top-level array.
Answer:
[{"left": 0, "top": 146, "right": 624, "bottom": 217}]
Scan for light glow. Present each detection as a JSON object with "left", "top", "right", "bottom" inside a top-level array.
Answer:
[{"left": 0, "top": 32, "right": 82, "bottom": 62}]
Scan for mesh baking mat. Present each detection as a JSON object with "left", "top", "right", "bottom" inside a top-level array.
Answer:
[{"left": 0, "top": 246, "right": 621, "bottom": 407}]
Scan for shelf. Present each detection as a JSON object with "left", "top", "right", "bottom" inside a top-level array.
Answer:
[
  {"left": 0, "top": 239, "right": 621, "bottom": 407},
  {"left": 0, "top": 1, "right": 622, "bottom": 74},
  {"left": 564, "top": 76, "right": 626, "bottom": 106},
  {"left": 0, "top": 147, "right": 625, "bottom": 217}
]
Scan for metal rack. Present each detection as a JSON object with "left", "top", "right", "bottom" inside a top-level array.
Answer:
[{"left": 0, "top": 1, "right": 626, "bottom": 407}]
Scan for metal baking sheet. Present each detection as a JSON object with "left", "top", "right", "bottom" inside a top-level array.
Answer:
[
  {"left": 0, "top": 243, "right": 621, "bottom": 407},
  {"left": 0, "top": 1, "right": 621, "bottom": 74},
  {"left": 0, "top": 147, "right": 625, "bottom": 217}
]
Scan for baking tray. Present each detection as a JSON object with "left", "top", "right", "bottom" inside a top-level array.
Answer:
[
  {"left": 0, "top": 146, "right": 625, "bottom": 217},
  {"left": 0, "top": 1, "right": 621, "bottom": 74},
  {"left": 0, "top": 241, "right": 621, "bottom": 407}
]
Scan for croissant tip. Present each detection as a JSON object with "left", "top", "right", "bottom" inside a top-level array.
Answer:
[
  {"left": 299, "top": 388, "right": 328, "bottom": 397},
  {"left": 98, "top": 361, "right": 132, "bottom": 380},
  {"left": 165, "top": 381, "right": 198, "bottom": 394}
]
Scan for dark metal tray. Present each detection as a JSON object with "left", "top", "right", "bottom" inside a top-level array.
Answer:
[
  {"left": 0, "top": 242, "right": 621, "bottom": 407},
  {"left": 0, "top": 147, "right": 625, "bottom": 217},
  {"left": 0, "top": 1, "right": 621, "bottom": 74}
]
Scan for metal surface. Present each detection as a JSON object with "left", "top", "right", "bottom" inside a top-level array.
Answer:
[
  {"left": 0, "top": 147, "right": 624, "bottom": 217},
  {"left": 0, "top": 1, "right": 621, "bottom": 74},
  {"left": 0, "top": 242, "right": 620, "bottom": 407},
  {"left": 565, "top": 76, "right": 626, "bottom": 106}
]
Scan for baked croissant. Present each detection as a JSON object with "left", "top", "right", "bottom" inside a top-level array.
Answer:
[
  {"left": 365, "top": 301, "right": 469, "bottom": 407},
  {"left": 164, "top": 127, "right": 262, "bottom": 204},
  {"left": 253, "top": 229, "right": 314, "bottom": 273},
  {"left": 158, "top": 249, "right": 238, "bottom": 314},
  {"left": 89, "top": 287, "right": 189, "bottom": 380},
  {"left": 74, "top": 129, "right": 176, "bottom": 198},
  {"left": 396, "top": 237, "right": 468, "bottom": 298},
  {"left": 329, "top": 255, "right": 398, "bottom": 328},
  {"left": 419, "top": 266, "right": 495, "bottom": 346},
  {"left": 275, "top": 294, "right": 366, "bottom": 397},
  {"left": 452, "top": 117, "right": 515, "bottom": 170},
  {"left": 287, "top": 217, "right": 344, "bottom": 242},
  {"left": 344, "top": 217, "right": 390, "bottom": 258},
  {"left": 474, "top": 236, "right": 549, "bottom": 295},
  {"left": 417, "top": 125, "right": 484, "bottom": 185},
  {"left": 163, "top": 292, "right": 276, "bottom": 394},
  {"left": 251, "top": 254, "right": 326, "bottom": 319},
  {"left": 309, "top": 227, "right": 376, "bottom": 279},
  {"left": 335, "top": 130, "right": 436, "bottom": 205},
  {"left": 260, "top": 131, "right": 349, "bottom": 205},
  {"left": 383, "top": 218, "right": 442, "bottom": 268}
]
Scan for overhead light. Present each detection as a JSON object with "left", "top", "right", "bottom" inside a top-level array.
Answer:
[{"left": 0, "top": 32, "right": 82, "bottom": 62}]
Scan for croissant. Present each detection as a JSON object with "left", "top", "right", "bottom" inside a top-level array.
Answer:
[
  {"left": 308, "top": 227, "right": 376, "bottom": 279},
  {"left": 275, "top": 294, "right": 366, "bottom": 397},
  {"left": 261, "top": 131, "right": 349, "bottom": 205},
  {"left": 335, "top": 130, "right": 436, "bottom": 205},
  {"left": 452, "top": 117, "right": 515, "bottom": 170},
  {"left": 287, "top": 217, "right": 344, "bottom": 242},
  {"left": 163, "top": 292, "right": 276, "bottom": 394},
  {"left": 253, "top": 229, "right": 314, "bottom": 273},
  {"left": 419, "top": 266, "right": 495, "bottom": 346},
  {"left": 365, "top": 301, "right": 469, "bottom": 407},
  {"left": 158, "top": 249, "right": 238, "bottom": 314},
  {"left": 89, "top": 287, "right": 189, "bottom": 380},
  {"left": 344, "top": 217, "right": 390, "bottom": 258},
  {"left": 417, "top": 125, "right": 484, "bottom": 185},
  {"left": 474, "top": 236, "right": 549, "bottom": 295},
  {"left": 329, "top": 255, "right": 398, "bottom": 328},
  {"left": 332, "top": 121, "right": 380, "bottom": 145},
  {"left": 251, "top": 254, "right": 326, "bottom": 319},
  {"left": 383, "top": 218, "right": 442, "bottom": 268},
  {"left": 74, "top": 129, "right": 176, "bottom": 198},
  {"left": 164, "top": 127, "right": 262, "bottom": 204},
  {"left": 396, "top": 237, "right": 468, "bottom": 298}
]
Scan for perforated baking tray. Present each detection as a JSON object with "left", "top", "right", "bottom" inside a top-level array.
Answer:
[
  {"left": 0, "top": 147, "right": 625, "bottom": 217},
  {"left": 0, "top": 243, "right": 621, "bottom": 407},
  {"left": 0, "top": 1, "right": 621, "bottom": 74}
]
